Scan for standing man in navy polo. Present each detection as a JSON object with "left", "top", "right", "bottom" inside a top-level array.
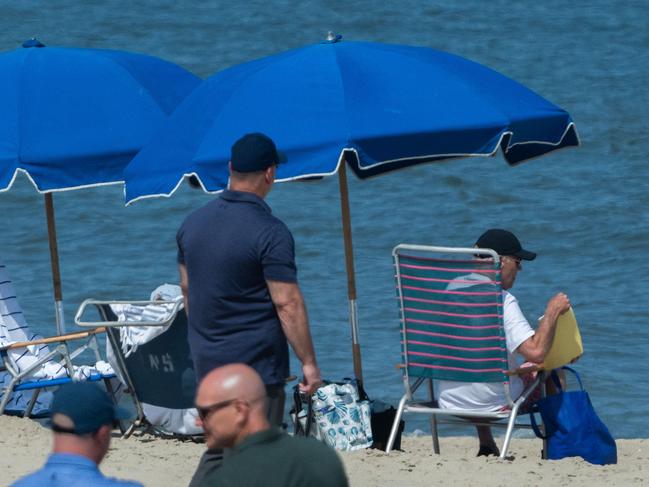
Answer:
[{"left": 177, "top": 133, "right": 322, "bottom": 485}]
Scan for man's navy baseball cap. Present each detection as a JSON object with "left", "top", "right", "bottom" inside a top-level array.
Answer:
[
  {"left": 475, "top": 229, "right": 537, "bottom": 261},
  {"left": 49, "top": 382, "right": 131, "bottom": 434},
  {"left": 230, "top": 132, "right": 286, "bottom": 173}
]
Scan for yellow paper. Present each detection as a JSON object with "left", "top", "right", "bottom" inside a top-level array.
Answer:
[{"left": 540, "top": 307, "right": 584, "bottom": 371}]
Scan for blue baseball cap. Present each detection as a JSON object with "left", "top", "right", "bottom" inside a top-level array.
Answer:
[
  {"left": 230, "top": 132, "right": 286, "bottom": 173},
  {"left": 49, "top": 382, "right": 131, "bottom": 434}
]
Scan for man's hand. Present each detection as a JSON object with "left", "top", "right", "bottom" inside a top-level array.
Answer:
[
  {"left": 546, "top": 292, "right": 571, "bottom": 318},
  {"left": 299, "top": 363, "right": 322, "bottom": 395}
]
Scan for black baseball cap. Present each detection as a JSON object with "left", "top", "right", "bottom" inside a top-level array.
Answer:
[
  {"left": 230, "top": 132, "right": 286, "bottom": 173},
  {"left": 475, "top": 229, "right": 536, "bottom": 261},
  {"left": 49, "top": 382, "right": 131, "bottom": 435}
]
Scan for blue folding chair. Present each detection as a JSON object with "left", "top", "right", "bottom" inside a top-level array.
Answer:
[{"left": 75, "top": 299, "right": 197, "bottom": 438}]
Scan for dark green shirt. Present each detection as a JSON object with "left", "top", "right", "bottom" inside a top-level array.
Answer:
[{"left": 201, "top": 428, "right": 349, "bottom": 487}]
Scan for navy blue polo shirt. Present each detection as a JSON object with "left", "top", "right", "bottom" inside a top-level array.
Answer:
[{"left": 176, "top": 190, "right": 297, "bottom": 385}]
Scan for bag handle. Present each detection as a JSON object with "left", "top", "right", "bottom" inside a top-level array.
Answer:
[
  {"left": 559, "top": 366, "right": 584, "bottom": 391},
  {"left": 339, "top": 377, "right": 370, "bottom": 401},
  {"left": 293, "top": 386, "right": 314, "bottom": 436},
  {"left": 529, "top": 411, "right": 549, "bottom": 439},
  {"left": 529, "top": 366, "right": 584, "bottom": 440}
]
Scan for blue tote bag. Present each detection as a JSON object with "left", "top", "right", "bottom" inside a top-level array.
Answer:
[{"left": 530, "top": 367, "right": 617, "bottom": 465}]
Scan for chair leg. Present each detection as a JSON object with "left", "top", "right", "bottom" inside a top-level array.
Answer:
[
  {"left": 24, "top": 389, "right": 41, "bottom": 418},
  {"left": 104, "top": 377, "right": 116, "bottom": 401},
  {"left": 0, "top": 388, "right": 11, "bottom": 415},
  {"left": 427, "top": 379, "right": 440, "bottom": 454},
  {"left": 541, "top": 375, "right": 548, "bottom": 459},
  {"left": 122, "top": 421, "right": 137, "bottom": 439},
  {"left": 0, "top": 377, "right": 20, "bottom": 415},
  {"left": 104, "top": 378, "right": 127, "bottom": 435},
  {"left": 430, "top": 414, "right": 440, "bottom": 454},
  {"left": 386, "top": 394, "right": 408, "bottom": 453},
  {"left": 500, "top": 404, "right": 522, "bottom": 460}
]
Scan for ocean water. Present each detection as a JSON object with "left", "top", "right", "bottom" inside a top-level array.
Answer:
[{"left": 1, "top": 1, "right": 647, "bottom": 438}]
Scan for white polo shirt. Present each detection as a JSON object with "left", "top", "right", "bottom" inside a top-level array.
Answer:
[{"left": 437, "top": 285, "right": 535, "bottom": 412}]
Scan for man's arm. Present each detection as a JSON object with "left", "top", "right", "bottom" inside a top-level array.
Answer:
[
  {"left": 179, "top": 263, "right": 189, "bottom": 317},
  {"left": 266, "top": 280, "right": 321, "bottom": 394},
  {"left": 517, "top": 292, "right": 571, "bottom": 363}
]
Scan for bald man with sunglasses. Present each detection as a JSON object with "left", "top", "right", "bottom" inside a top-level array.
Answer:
[{"left": 194, "top": 364, "right": 348, "bottom": 487}]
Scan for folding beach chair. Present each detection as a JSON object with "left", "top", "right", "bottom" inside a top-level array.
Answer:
[
  {"left": 386, "top": 245, "right": 543, "bottom": 459},
  {"left": 0, "top": 262, "right": 116, "bottom": 417},
  {"left": 75, "top": 298, "right": 197, "bottom": 438},
  {"left": 0, "top": 328, "right": 116, "bottom": 416}
]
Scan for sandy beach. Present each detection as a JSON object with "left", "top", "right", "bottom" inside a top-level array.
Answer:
[{"left": 0, "top": 416, "right": 645, "bottom": 486}]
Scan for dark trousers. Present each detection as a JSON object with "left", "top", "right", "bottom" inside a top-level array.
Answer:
[{"left": 188, "top": 384, "right": 285, "bottom": 487}]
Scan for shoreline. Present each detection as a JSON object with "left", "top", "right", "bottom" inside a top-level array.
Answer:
[{"left": 1, "top": 416, "right": 645, "bottom": 486}]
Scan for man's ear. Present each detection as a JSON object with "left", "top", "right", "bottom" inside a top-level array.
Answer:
[
  {"left": 233, "top": 399, "right": 251, "bottom": 426},
  {"left": 265, "top": 165, "right": 275, "bottom": 183},
  {"left": 94, "top": 424, "right": 112, "bottom": 445}
]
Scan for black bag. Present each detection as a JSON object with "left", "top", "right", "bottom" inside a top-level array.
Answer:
[
  {"left": 291, "top": 385, "right": 314, "bottom": 437},
  {"left": 370, "top": 401, "right": 404, "bottom": 451}
]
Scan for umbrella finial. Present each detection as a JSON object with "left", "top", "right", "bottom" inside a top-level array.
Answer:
[
  {"left": 22, "top": 38, "right": 45, "bottom": 48},
  {"left": 324, "top": 31, "right": 343, "bottom": 44}
]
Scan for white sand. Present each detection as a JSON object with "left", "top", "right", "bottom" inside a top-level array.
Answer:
[{"left": 0, "top": 416, "right": 645, "bottom": 486}]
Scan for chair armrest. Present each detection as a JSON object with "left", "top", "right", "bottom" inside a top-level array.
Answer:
[
  {"left": 75, "top": 298, "right": 183, "bottom": 328},
  {"left": 0, "top": 327, "right": 106, "bottom": 352},
  {"left": 506, "top": 364, "right": 541, "bottom": 376}
]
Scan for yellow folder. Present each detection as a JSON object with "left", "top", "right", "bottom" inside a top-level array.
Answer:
[{"left": 540, "top": 307, "right": 583, "bottom": 371}]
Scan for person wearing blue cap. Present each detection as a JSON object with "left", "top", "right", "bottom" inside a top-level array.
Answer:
[
  {"left": 438, "top": 229, "right": 571, "bottom": 457},
  {"left": 10, "top": 382, "right": 141, "bottom": 487},
  {"left": 176, "top": 133, "right": 322, "bottom": 485}
]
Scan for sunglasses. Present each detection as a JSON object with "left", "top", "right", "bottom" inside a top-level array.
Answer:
[{"left": 196, "top": 398, "right": 239, "bottom": 420}]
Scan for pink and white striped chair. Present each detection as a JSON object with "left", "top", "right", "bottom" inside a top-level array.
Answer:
[{"left": 386, "top": 244, "right": 542, "bottom": 459}]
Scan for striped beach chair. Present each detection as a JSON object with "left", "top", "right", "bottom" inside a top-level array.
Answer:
[
  {"left": 0, "top": 261, "right": 115, "bottom": 417},
  {"left": 386, "top": 245, "right": 542, "bottom": 459}
]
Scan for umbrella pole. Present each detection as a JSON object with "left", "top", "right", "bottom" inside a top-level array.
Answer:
[
  {"left": 44, "top": 193, "right": 66, "bottom": 334},
  {"left": 338, "top": 159, "right": 363, "bottom": 383}
]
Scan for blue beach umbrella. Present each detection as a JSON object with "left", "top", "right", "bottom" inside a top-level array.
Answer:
[
  {"left": 0, "top": 39, "right": 200, "bottom": 333},
  {"left": 124, "top": 33, "right": 578, "bottom": 381}
]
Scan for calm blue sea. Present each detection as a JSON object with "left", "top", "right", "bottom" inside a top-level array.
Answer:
[{"left": 1, "top": 1, "right": 647, "bottom": 438}]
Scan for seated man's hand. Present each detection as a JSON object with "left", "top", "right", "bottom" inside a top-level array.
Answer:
[{"left": 546, "top": 292, "right": 571, "bottom": 316}]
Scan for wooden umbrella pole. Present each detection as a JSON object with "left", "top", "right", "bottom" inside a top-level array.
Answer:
[
  {"left": 44, "top": 193, "right": 66, "bottom": 334},
  {"left": 338, "top": 158, "right": 363, "bottom": 383}
]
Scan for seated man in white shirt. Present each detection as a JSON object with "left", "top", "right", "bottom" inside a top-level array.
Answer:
[{"left": 438, "top": 229, "right": 571, "bottom": 457}]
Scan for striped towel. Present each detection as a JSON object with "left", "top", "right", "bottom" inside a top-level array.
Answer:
[{"left": 109, "top": 283, "right": 183, "bottom": 358}]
